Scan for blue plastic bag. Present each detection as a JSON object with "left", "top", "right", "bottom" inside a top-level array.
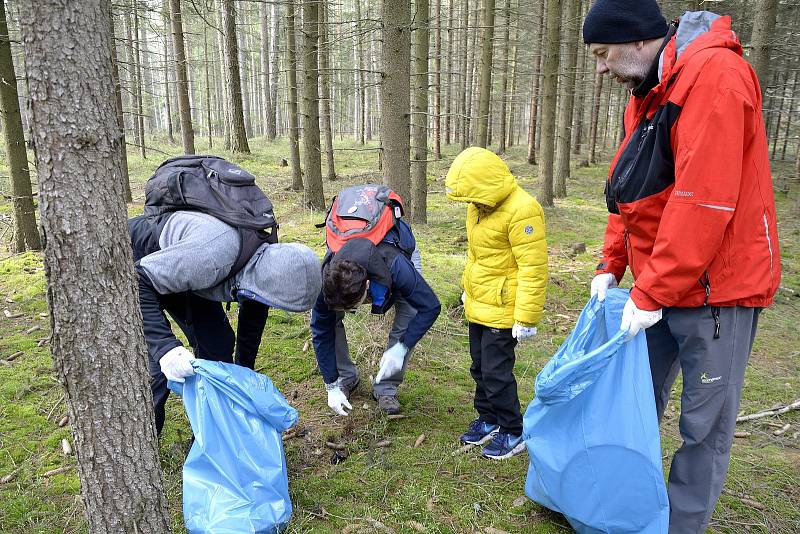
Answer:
[
  {"left": 523, "top": 288, "right": 669, "bottom": 533},
  {"left": 169, "top": 360, "right": 297, "bottom": 533}
]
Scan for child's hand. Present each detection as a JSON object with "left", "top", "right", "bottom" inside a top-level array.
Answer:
[{"left": 512, "top": 323, "right": 537, "bottom": 342}]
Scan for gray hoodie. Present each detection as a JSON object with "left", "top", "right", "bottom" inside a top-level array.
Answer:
[{"left": 139, "top": 211, "right": 321, "bottom": 312}]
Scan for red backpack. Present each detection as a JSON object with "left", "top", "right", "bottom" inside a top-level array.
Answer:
[{"left": 322, "top": 184, "right": 405, "bottom": 253}]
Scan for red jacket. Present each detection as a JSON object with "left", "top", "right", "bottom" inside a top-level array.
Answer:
[{"left": 598, "top": 13, "right": 780, "bottom": 311}]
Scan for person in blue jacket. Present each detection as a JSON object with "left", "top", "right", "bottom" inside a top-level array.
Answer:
[{"left": 311, "top": 222, "right": 441, "bottom": 415}]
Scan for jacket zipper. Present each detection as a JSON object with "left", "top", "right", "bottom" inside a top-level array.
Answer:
[
  {"left": 624, "top": 229, "right": 635, "bottom": 278},
  {"left": 763, "top": 213, "right": 774, "bottom": 282},
  {"left": 700, "top": 271, "right": 720, "bottom": 339}
]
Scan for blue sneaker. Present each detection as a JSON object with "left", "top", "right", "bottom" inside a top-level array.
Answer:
[
  {"left": 459, "top": 419, "right": 500, "bottom": 445},
  {"left": 481, "top": 431, "right": 526, "bottom": 460}
]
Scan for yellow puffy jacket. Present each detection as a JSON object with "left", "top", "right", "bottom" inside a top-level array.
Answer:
[{"left": 446, "top": 147, "right": 548, "bottom": 329}]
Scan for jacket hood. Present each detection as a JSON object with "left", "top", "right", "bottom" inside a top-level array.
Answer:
[
  {"left": 236, "top": 243, "right": 322, "bottom": 312},
  {"left": 445, "top": 147, "right": 516, "bottom": 208},
  {"left": 659, "top": 12, "right": 741, "bottom": 82}
]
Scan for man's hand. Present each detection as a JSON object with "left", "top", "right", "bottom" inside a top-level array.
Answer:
[
  {"left": 512, "top": 323, "right": 537, "bottom": 342},
  {"left": 326, "top": 380, "right": 352, "bottom": 416},
  {"left": 590, "top": 273, "right": 618, "bottom": 302},
  {"left": 159, "top": 346, "right": 196, "bottom": 382},
  {"left": 620, "top": 297, "right": 662, "bottom": 341},
  {"left": 375, "top": 343, "right": 408, "bottom": 384}
]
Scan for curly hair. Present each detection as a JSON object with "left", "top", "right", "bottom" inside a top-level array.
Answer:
[{"left": 322, "top": 259, "right": 368, "bottom": 310}]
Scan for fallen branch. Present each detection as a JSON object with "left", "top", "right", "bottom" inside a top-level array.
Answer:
[
  {"left": 5, "top": 351, "right": 23, "bottom": 362},
  {"left": 23, "top": 325, "right": 41, "bottom": 335},
  {"left": 3, "top": 309, "right": 22, "bottom": 319},
  {"left": 453, "top": 443, "right": 476, "bottom": 455},
  {"left": 1, "top": 468, "right": 20, "bottom": 484},
  {"left": 773, "top": 423, "right": 791, "bottom": 436},
  {"left": 386, "top": 414, "right": 406, "bottom": 420},
  {"left": 736, "top": 399, "right": 800, "bottom": 423},
  {"left": 324, "top": 441, "right": 346, "bottom": 451},
  {"left": 375, "top": 439, "right": 392, "bottom": 448},
  {"left": 42, "top": 465, "right": 74, "bottom": 478},
  {"left": 721, "top": 488, "right": 766, "bottom": 511},
  {"left": 733, "top": 431, "right": 750, "bottom": 438}
]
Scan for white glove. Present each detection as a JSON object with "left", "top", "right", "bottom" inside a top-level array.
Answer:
[
  {"left": 620, "top": 297, "right": 662, "bottom": 341},
  {"left": 591, "top": 273, "right": 618, "bottom": 302},
  {"left": 375, "top": 343, "right": 408, "bottom": 384},
  {"left": 461, "top": 292, "right": 466, "bottom": 305},
  {"left": 512, "top": 323, "right": 537, "bottom": 342},
  {"left": 326, "top": 380, "right": 352, "bottom": 416},
  {"left": 159, "top": 346, "right": 196, "bottom": 383}
]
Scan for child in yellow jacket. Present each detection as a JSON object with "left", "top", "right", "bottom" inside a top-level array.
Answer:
[{"left": 446, "top": 147, "right": 548, "bottom": 459}]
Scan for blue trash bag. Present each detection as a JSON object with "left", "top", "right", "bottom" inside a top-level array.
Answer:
[
  {"left": 523, "top": 288, "right": 669, "bottom": 533},
  {"left": 168, "top": 359, "right": 298, "bottom": 533}
]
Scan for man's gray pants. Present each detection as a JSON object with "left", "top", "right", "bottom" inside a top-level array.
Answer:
[
  {"left": 646, "top": 305, "right": 760, "bottom": 533},
  {"left": 334, "top": 297, "right": 418, "bottom": 397}
]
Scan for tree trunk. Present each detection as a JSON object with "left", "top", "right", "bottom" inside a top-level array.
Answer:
[
  {"left": 168, "top": 0, "right": 195, "bottom": 154},
  {"left": 260, "top": 2, "right": 276, "bottom": 140},
  {"left": 203, "top": 25, "right": 213, "bottom": 149},
  {"left": 132, "top": 3, "right": 145, "bottom": 157},
  {"left": 0, "top": 0, "right": 40, "bottom": 251},
  {"left": 459, "top": 0, "right": 469, "bottom": 149},
  {"left": 286, "top": 2, "right": 302, "bottom": 190},
  {"left": 538, "top": 0, "right": 561, "bottom": 207},
  {"left": 381, "top": 0, "right": 412, "bottom": 204},
  {"left": 19, "top": 1, "right": 171, "bottom": 531},
  {"left": 749, "top": 0, "right": 777, "bottom": 98},
  {"left": 474, "top": 0, "right": 495, "bottom": 148},
  {"left": 432, "top": 0, "right": 441, "bottom": 159},
  {"left": 411, "top": 0, "right": 429, "bottom": 223},
  {"left": 301, "top": 0, "right": 324, "bottom": 208},
  {"left": 110, "top": 10, "right": 132, "bottom": 203},
  {"left": 270, "top": 3, "right": 281, "bottom": 139},
  {"left": 319, "top": 0, "right": 336, "bottom": 182},
  {"left": 464, "top": 1, "right": 479, "bottom": 147},
  {"left": 780, "top": 69, "right": 797, "bottom": 161},
  {"left": 443, "top": 0, "right": 454, "bottom": 146},
  {"left": 161, "top": 5, "right": 175, "bottom": 144},
  {"left": 526, "top": 0, "right": 544, "bottom": 165},
  {"left": 572, "top": 23, "right": 588, "bottom": 157},
  {"left": 221, "top": 0, "right": 250, "bottom": 153},
  {"left": 238, "top": 28, "right": 252, "bottom": 139},
  {"left": 588, "top": 71, "right": 603, "bottom": 164},
  {"left": 138, "top": 12, "right": 155, "bottom": 133},
  {"left": 123, "top": 6, "right": 142, "bottom": 155},
  {"left": 497, "top": 0, "right": 511, "bottom": 154},
  {"left": 554, "top": 0, "right": 580, "bottom": 198},
  {"left": 507, "top": 43, "right": 518, "bottom": 149}
]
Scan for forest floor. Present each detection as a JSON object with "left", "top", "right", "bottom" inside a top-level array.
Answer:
[{"left": 0, "top": 139, "right": 798, "bottom": 533}]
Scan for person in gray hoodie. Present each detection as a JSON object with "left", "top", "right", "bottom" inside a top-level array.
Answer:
[{"left": 129, "top": 210, "right": 322, "bottom": 434}]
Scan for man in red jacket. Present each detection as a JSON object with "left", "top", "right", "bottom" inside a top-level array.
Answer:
[{"left": 583, "top": 1, "right": 781, "bottom": 532}]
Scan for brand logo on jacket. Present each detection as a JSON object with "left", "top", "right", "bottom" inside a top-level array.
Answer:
[
  {"left": 674, "top": 190, "right": 694, "bottom": 197},
  {"left": 525, "top": 225, "right": 534, "bottom": 234}
]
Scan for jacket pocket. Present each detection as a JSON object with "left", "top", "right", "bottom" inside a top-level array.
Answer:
[{"left": 495, "top": 276, "right": 507, "bottom": 306}]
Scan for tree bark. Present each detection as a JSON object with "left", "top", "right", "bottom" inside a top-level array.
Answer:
[
  {"left": 554, "top": 0, "right": 580, "bottom": 198},
  {"left": 474, "top": 0, "right": 495, "bottom": 148},
  {"left": 463, "top": 1, "right": 479, "bottom": 147},
  {"left": 0, "top": 0, "right": 40, "bottom": 251},
  {"left": 526, "top": 0, "right": 544, "bottom": 165},
  {"left": 411, "top": 0, "right": 430, "bottom": 223},
  {"left": 459, "top": 0, "right": 469, "bottom": 148},
  {"left": 221, "top": 0, "right": 250, "bottom": 153},
  {"left": 749, "top": 0, "right": 777, "bottom": 98},
  {"left": 301, "top": 0, "right": 324, "bottom": 208},
  {"left": 286, "top": 2, "right": 302, "bottom": 190},
  {"left": 110, "top": 9, "right": 132, "bottom": 203},
  {"left": 161, "top": 4, "right": 175, "bottom": 144},
  {"left": 588, "top": 70, "right": 603, "bottom": 164},
  {"left": 18, "top": 1, "right": 171, "bottom": 531},
  {"left": 270, "top": 3, "right": 281, "bottom": 139},
  {"left": 319, "top": 0, "right": 336, "bottom": 182},
  {"left": 203, "top": 25, "right": 213, "bottom": 149},
  {"left": 444, "top": 0, "right": 454, "bottom": 146},
  {"left": 260, "top": 2, "right": 276, "bottom": 140},
  {"left": 381, "top": 0, "right": 412, "bottom": 204},
  {"left": 538, "top": 0, "right": 561, "bottom": 207},
  {"left": 432, "top": 0, "right": 441, "bottom": 159},
  {"left": 168, "top": 0, "right": 195, "bottom": 154},
  {"left": 497, "top": 0, "right": 511, "bottom": 154},
  {"left": 132, "top": 2, "right": 145, "bottom": 157}
]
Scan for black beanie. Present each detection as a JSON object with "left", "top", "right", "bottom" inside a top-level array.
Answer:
[{"left": 583, "top": 0, "right": 668, "bottom": 44}]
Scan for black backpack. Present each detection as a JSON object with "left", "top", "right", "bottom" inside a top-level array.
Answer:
[{"left": 144, "top": 155, "right": 279, "bottom": 279}]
